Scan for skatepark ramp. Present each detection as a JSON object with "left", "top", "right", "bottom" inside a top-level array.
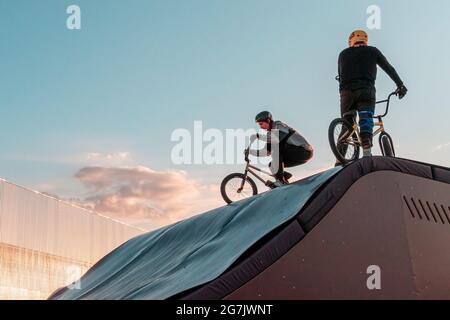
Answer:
[{"left": 49, "top": 157, "right": 450, "bottom": 300}]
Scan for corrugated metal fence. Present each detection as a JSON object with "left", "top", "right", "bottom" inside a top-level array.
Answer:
[{"left": 0, "top": 178, "right": 145, "bottom": 299}]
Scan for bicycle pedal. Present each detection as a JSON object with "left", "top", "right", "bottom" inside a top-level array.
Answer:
[{"left": 265, "top": 181, "right": 276, "bottom": 189}]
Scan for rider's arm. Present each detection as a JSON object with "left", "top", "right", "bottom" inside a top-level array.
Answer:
[
  {"left": 248, "top": 132, "right": 280, "bottom": 157},
  {"left": 248, "top": 146, "right": 270, "bottom": 157},
  {"left": 248, "top": 134, "right": 267, "bottom": 157},
  {"left": 248, "top": 134, "right": 270, "bottom": 157},
  {"left": 337, "top": 52, "right": 343, "bottom": 82},
  {"left": 376, "top": 48, "right": 404, "bottom": 87},
  {"left": 250, "top": 133, "right": 267, "bottom": 142}
]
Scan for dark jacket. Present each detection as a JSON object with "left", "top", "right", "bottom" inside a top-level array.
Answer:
[{"left": 338, "top": 46, "right": 403, "bottom": 91}]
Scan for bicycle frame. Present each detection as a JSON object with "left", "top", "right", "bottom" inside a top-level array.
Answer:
[
  {"left": 341, "top": 118, "right": 386, "bottom": 146},
  {"left": 245, "top": 161, "right": 273, "bottom": 183},
  {"left": 376, "top": 91, "right": 397, "bottom": 118},
  {"left": 238, "top": 160, "right": 274, "bottom": 190},
  {"left": 338, "top": 91, "right": 396, "bottom": 146}
]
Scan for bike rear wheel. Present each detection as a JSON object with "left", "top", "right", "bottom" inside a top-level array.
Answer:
[
  {"left": 328, "top": 118, "right": 360, "bottom": 164},
  {"left": 220, "top": 173, "right": 258, "bottom": 204},
  {"left": 379, "top": 132, "right": 395, "bottom": 157}
]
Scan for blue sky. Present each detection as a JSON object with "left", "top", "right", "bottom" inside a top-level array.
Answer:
[{"left": 1, "top": 0, "right": 449, "bottom": 228}]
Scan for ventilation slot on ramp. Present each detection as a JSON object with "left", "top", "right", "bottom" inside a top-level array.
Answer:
[{"left": 403, "top": 196, "right": 449, "bottom": 225}]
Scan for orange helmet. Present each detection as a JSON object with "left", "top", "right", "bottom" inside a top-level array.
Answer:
[{"left": 348, "top": 30, "right": 368, "bottom": 47}]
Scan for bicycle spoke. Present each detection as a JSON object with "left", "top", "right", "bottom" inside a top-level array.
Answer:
[
  {"left": 333, "top": 122, "right": 357, "bottom": 161},
  {"left": 225, "top": 178, "right": 253, "bottom": 201}
]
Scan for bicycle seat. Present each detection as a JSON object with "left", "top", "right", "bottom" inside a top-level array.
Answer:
[
  {"left": 342, "top": 110, "right": 356, "bottom": 118},
  {"left": 342, "top": 110, "right": 357, "bottom": 120}
]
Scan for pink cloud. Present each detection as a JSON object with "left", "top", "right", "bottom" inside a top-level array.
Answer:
[{"left": 74, "top": 166, "right": 223, "bottom": 230}]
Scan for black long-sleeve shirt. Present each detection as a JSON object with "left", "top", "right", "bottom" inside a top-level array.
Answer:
[{"left": 338, "top": 46, "right": 403, "bottom": 91}]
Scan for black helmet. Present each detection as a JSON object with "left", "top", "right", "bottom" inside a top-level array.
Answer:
[{"left": 255, "top": 111, "right": 273, "bottom": 123}]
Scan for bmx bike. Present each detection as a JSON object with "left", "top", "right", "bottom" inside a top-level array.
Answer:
[
  {"left": 328, "top": 91, "right": 399, "bottom": 164},
  {"left": 220, "top": 149, "right": 290, "bottom": 204}
]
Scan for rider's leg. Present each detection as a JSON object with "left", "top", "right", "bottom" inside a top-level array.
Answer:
[
  {"left": 337, "top": 90, "right": 356, "bottom": 165},
  {"left": 269, "top": 144, "right": 288, "bottom": 185},
  {"left": 283, "top": 145, "right": 314, "bottom": 168},
  {"left": 358, "top": 107, "right": 375, "bottom": 157},
  {"left": 356, "top": 89, "right": 376, "bottom": 157},
  {"left": 268, "top": 163, "right": 288, "bottom": 187},
  {"left": 275, "top": 144, "right": 314, "bottom": 182},
  {"left": 269, "top": 145, "right": 312, "bottom": 187}
]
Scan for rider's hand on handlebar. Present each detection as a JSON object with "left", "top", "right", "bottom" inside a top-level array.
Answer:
[
  {"left": 396, "top": 85, "right": 408, "bottom": 99},
  {"left": 244, "top": 148, "right": 250, "bottom": 161}
]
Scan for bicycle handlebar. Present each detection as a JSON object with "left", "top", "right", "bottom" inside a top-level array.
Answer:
[
  {"left": 244, "top": 148, "right": 250, "bottom": 163},
  {"left": 375, "top": 91, "right": 398, "bottom": 118}
]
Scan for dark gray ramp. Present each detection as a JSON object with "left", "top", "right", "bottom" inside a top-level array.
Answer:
[
  {"left": 224, "top": 170, "right": 450, "bottom": 299},
  {"left": 49, "top": 157, "right": 450, "bottom": 300},
  {"left": 180, "top": 157, "right": 449, "bottom": 300},
  {"left": 49, "top": 166, "right": 341, "bottom": 300}
]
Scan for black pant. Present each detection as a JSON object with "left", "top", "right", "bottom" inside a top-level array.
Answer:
[
  {"left": 340, "top": 87, "right": 376, "bottom": 145},
  {"left": 270, "top": 144, "right": 313, "bottom": 181}
]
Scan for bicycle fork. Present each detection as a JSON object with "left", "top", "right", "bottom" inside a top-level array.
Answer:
[
  {"left": 241, "top": 162, "right": 277, "bottom": 191},
  {"left": 237, "top": 163, "right": 251, "bottom": 193}
]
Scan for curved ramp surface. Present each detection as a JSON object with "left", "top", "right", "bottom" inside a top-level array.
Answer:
[
  {"left": 182, "top": 157, "right": 450, "bottom": 300},
  {"left": 49, "top": 166, "right": 341, "bottom": 300},
  {"left": 50, "top": 157, "right": 450, "bottom": 300}
]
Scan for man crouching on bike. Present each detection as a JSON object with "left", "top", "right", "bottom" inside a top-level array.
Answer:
[
  {"left": 337, "top": 30, "right": 407, "bottom": 163},
  {"left": 246, "top": 111, "right": 314, "bottom": 187}
]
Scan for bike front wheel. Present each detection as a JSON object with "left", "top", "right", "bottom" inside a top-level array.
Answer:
[
  {"left": 328, "top": 118, "right": 360, "bottom": 164},
  {"left": 379, "top": 132, "right": 395, "bottom": 157},
  {"left": 220, "top": 173, "right": 258, "bottom": 204}
]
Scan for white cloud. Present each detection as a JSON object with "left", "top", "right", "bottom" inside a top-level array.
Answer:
[
  {"left": 2, "top": 151, "right": 134, "bottom": 167},
  {"left": 433, "top": 142, "right": 450, "bottom": 152},
  {"left": 83, "top": 152, "right": 133, "bottom": 166}
]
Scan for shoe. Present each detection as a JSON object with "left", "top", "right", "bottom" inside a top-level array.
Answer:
[
  {"left": 265, "top": 181, "right": 276, "bottom": 189},
  {"left": 363, "top": 147, "right": 372, "bottom": 157},
  {"left": 283, "top": 171, "right": 293, "bottom": 181},
  {"left": 266, "top": 180, "right": 288, "bottom": 189},
  {"left": 273, "top": 179, "right": 288, "bottom": 188}
]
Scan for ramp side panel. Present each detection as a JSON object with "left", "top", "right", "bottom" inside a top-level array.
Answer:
[
  {"left": 298, "top": 157, "right": 433, "bottom": 232},
  {"left": 399, "top": 175, "right": 450, "bottom": 298},
  {"left": 226, "top": 171, "right": 450, "bottom": 299}
]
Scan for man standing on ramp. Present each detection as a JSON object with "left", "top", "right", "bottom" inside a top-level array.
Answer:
[{"left": 337, "top": 30, "right": 408, "bottom": 163}]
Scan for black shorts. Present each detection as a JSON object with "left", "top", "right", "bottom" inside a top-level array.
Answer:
[
  {"left": 281, "top": 144, "right": 313, "bottom": 168},
  {"left": 269, "top": 144, "right": 313, "bottom": 179},
  {"left": 340, "top": 87, "right": 376, "bottom": 120}
]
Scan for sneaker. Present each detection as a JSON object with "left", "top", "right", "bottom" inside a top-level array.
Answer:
[
  {"left": 362, "top": 147, "right": 372, "bottom": 157},
  {"left": 283, "top": 171, "right": 293, "bottom": 181},
  {"left": 265, "top": 181, "right": 276, "bottom": 189},
  {"left": 273, "top": 179, "right": 288, "bottom": 188}
]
